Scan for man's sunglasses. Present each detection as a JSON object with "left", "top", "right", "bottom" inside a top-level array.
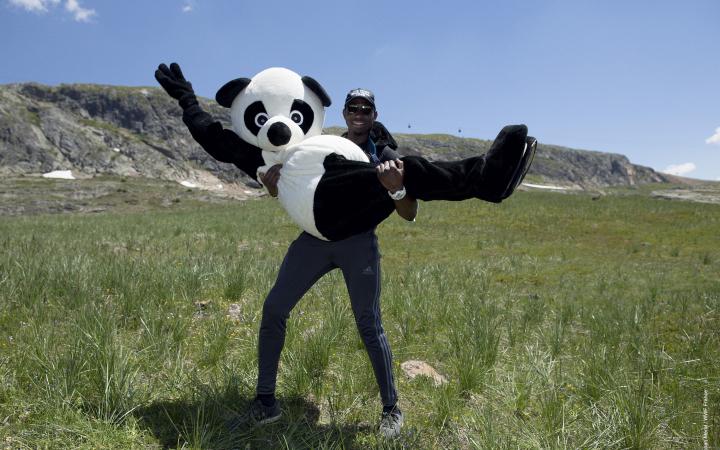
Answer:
[{"left": 346, "top": 105, "right": 374, "bottom": 115}]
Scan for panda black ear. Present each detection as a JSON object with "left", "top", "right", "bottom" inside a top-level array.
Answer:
[
  {"left": 301, "top": 76, "right": 332, "bottom": 107},
  {"left": 215, "top": 78, "right": 252, "bottom": 108}
]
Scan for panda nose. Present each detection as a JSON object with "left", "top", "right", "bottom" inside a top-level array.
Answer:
[{"left": 267, "top": 122, "right": 292, "bottom": 146}]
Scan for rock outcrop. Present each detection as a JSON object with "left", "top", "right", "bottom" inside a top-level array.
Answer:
[{"left": 0, "top": 82, "right": 252, "bottom": 192}]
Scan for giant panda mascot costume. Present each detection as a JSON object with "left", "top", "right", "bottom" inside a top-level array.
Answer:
[{"left": 155, "top": 63, "right": 536, "bottom": 241}]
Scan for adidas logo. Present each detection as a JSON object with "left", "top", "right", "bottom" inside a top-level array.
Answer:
[{"left": 362, "top": 266, "right": 374, "bottom": 275}]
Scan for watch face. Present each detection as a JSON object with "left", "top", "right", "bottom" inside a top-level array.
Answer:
[{"left": 389, "top": 187, "right": 406, "bottom": 200}]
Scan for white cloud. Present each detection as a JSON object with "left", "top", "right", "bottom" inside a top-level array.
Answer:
[
  {"left": 662, "top": 162, "right": 697, "bottom": 176},
  {"left": 65, "top": 0, "right": 95, "bottom": 22},
  {"left": 9, "top": 0, "right": 94, "bottom": 21},
  {"left": 8, "top": 0, "right": 59, "bottom": 12},
  {"left": 706, "top": 127, "right": 720, "bottom": 145},
  {"left": 181, "top": 0, "right": 195, "bottom": 12}
]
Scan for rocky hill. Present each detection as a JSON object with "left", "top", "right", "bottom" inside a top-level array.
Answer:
[{"left": 0, "top": 82, "right": 670, "bottom": 192}]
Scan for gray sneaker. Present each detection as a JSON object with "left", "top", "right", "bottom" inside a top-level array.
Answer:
[
  {"left": 227, "top": 398, "right": 282, "bottom": 431},
  {"left": 378, "top": 407, "right": 403, "bottom": 438}
]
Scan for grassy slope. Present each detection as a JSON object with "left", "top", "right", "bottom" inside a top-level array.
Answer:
[{"left": 0, "top": 189, "right": 718, "bottom": 449}]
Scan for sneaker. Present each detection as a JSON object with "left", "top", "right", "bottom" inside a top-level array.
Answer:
[
  {"left": 378, "top": 406, "right": 404, "bottom": 439},
  {"left": 226, "top": 398, "right": 282, "bottom": 431}
]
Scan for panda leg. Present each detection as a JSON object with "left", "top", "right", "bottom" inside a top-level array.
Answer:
[{"left": 402, "top": 124, "right": 532, "bottom": 203}]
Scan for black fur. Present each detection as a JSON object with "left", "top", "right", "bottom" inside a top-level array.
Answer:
[
  {"left": 403, "top": 125, "right": 529, "bottom": 203},
  {"left": 301, "top": 76, "right": 332, "bottom": 107},
  {"left": 216, "top": 78, "right": 252, "bottom": 108},
  {"left": 314, "top": 155, "right": 395, "bottom": 241},
  {"left": 313, "top": 125, "right": 531, "bottom": 241},
  {"left": 182, "top": 103, "right": 265, "bottom": 181},
  {"left": 370, "top": 122, "right": 398, "bottom": 150},
  {"left": 244, "top": 101, "right": 268, "bottom": 136},
  {"left": 290, "top": 99, "right": 315, "bottom": 134}
]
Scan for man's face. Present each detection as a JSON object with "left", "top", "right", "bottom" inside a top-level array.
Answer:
[{"left": 343, "top": 98, "right": 377, "bottom": 136}]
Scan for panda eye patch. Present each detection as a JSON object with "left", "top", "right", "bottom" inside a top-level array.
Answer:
[
  {"left": 290, "top": 111, "right": 304, "bottom": 125},
  {"left": 290, "top": 99, "right": 314, "bottom": 134},
  {"left": 244, "top": 101, "right": 268, "bottom": 136}
]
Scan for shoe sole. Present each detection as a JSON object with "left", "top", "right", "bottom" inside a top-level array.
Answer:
[
  {"left": 256, "top": 412, "right": 282, "bottom": 425},
  {"left": 501, "top": 136, "right": 537, "bottom": 199},
  {"left": 226, "top": 411, "right": 282, "bottom": 432}
]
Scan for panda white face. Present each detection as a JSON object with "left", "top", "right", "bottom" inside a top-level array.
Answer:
[{"left": 227, "top": 68, "right": 326, "bottom": 154}]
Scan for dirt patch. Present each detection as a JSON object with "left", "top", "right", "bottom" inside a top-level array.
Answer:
[{"left": 0, "top": 175, "right": 263, "bottom": 216}]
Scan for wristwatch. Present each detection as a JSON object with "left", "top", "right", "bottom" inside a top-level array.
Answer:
[{"left": 388, "top": 186, "right": 407, "bottom": 201}]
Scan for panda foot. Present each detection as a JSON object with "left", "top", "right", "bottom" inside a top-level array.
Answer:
[{"left": 473, "top": 124, "right": 528, "bottom": 202}]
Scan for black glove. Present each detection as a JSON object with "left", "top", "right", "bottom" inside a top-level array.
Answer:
[
  {"left": 155, "top": 62, "right": 196, "bottom": 107},
  {"left": 371, "top": 121, "right": 398, "bottom": 150}
]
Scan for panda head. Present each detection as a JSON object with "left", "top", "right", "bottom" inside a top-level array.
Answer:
[{"left": 215, "top": 67, "right": 331, "bottom": 154}]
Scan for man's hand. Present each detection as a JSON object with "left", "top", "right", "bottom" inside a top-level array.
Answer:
[
  {"left": 155, "top": 63, "right": 195, "bottom": 101},
  {"left": 260, "top": 164, "right": 283, "bottom": 197},
  {"left": 376, "top": 159, "right": 405, "bottom": 193},
  {"left": 377, "top": 159, "right": 417, "bottom": 221}
]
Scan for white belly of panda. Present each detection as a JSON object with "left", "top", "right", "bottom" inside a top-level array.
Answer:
[{"left": 275, "top": 135, "right": 369, "bottom": 240}]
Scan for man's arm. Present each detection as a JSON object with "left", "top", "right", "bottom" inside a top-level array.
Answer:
[{"left": 376, "top": 160, "right": 418, "bottom": 221}]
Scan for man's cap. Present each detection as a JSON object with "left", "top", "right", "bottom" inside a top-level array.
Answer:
[{"left": 344, "top": 88, "right": 375, "bottom": 108}]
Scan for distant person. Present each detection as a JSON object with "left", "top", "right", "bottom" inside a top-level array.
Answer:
[{"left": 234, "top": 88, "right": 415, "bottom": 438}]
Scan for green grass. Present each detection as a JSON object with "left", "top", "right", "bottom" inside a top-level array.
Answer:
[{"left": 1, "top": 189, "right": 718, "bottom": 448}]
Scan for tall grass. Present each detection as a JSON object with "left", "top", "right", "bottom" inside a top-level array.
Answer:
[{"left": 1, "top": 190, "right": 718, "bottom": 448}]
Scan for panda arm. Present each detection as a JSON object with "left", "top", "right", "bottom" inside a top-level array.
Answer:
[
  {"left": 181, "top": 100, "right": 265, "bottom": 181},
  {"left": 371, "top": 121, "right": 398, "bottom": 150}
]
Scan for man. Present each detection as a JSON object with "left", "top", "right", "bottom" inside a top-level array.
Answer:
[{"left": 240, "top": 88, "right": 415, "bottom": 438}]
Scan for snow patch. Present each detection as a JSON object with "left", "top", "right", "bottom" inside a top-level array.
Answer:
[
  {"left": 42, "top": 170, "right": 75, "bottom": 180},
  {"left": 522, "top": 182, "right": 568, "bottom": 190},
  {"left": 112, "top": 147, "right": 120, "bottom": 153},
  {"left": 180, "top": 180, "right": 225, "bottom": 190}
]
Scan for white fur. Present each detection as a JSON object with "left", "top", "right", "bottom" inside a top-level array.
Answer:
[
  {"left": 229, "top": 67, "right": 325, "bottom": 153},
  {"left": 276, "top": 135, "right": 369, "bottom": 240}
]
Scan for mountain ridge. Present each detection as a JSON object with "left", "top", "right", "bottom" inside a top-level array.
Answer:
[{"left": 0, "top": 82, "right": 671, "bottom": 191}]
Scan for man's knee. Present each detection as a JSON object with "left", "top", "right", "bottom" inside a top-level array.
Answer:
[
  {"left": 356, "top": 318, "right": 383, "bottom": 345},
  {"left": 262, "top": 295, "right": 291, "bottom": 322}
]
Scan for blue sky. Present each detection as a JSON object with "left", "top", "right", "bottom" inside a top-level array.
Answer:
[{"left": 2, "top": 0, "right": 719, "bottom": 180}]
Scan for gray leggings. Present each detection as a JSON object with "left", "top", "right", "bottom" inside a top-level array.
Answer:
[{"left": 256, "top": 230, "right": 397, "bottom": 407}]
